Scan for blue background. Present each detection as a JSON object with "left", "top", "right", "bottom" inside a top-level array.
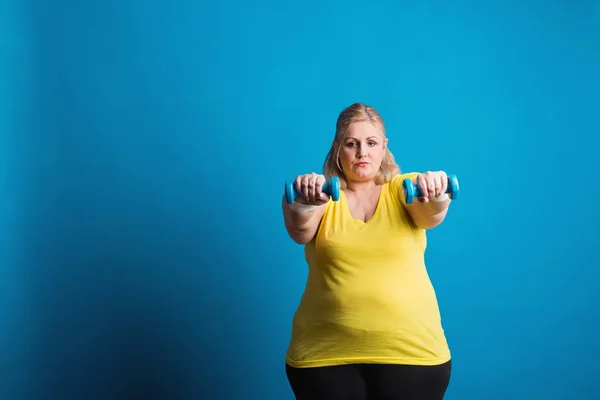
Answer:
[{"left": 2, "top": 0, "right": 599, "bottom": 399}]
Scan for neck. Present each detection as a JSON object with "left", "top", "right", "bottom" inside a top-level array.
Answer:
[{"left": 345, "top": 179, "right": 377, "bottom": 193}]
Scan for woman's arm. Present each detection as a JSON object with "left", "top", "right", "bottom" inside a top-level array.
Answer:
[
  {"left": 281, "top": 173, "right": 330, "bottom": 244},
  {"left": 403, "top": 171, "right": 452, "bottom": 230},
  {"left": 405, "top": 193, "right": 450, "bottom": 229},
  {"left": 282, "top": 197, "right": 327, "bottom": 244}
]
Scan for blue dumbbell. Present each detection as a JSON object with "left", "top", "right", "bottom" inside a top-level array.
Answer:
[
  {"left": 285, "top": 176, "right": 341, "bottom": 205},
  {"left": 402, "top": 174, "right": 460, "bottom": 204}
]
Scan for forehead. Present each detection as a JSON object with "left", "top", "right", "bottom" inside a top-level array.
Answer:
[{"left": 345, "top": 120, "right": 383, "bottom": 139}]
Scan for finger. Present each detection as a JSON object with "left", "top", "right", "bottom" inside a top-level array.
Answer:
[
  {"left": 309, "top": 172, "right": 318, "bottom": 200},
  {"left": 434, "top": 178, "right": 442, "bottom": 197},
  {"left": 295, "top": 176, "right": 303, "bottom": 197},
  {"left": 294, "top": 176, "right": 309, "bottom": 204},
  {"left": 319, "top": 192, "right": 329, "bottom": 202},
  {"left": 426, "top": 175, "right": 435, "bottom": 198},
  {"left": 316, "top": 174, "right": 325, "bottom": 193},
  {"left": 305, "top": 175, "right": 313, "bottom": 201},
  {"left": 419, "top": 174, "right": 431, "bottom": 199},
  {"left": 314, "top": 173, "right": 324, "bottom": 199},
  {"left": 440, "top": 172, "right": 448, "bottom": 196},
  {"left": 301, "top": 175, "right": 310, "bottom": 200},
  {"left": 417, "top": 175, "right": 428, "bottom": 199},
  {"left": 437, "top": 175, "right": 446, "bottom": 197}
]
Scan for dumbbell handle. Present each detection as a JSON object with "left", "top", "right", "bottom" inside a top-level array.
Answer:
[
  {"left": 402, "top": 174, "right": 460, "bottom": 204},
  {"left": 285, "top": 176, "right": 341, "bottom": 204}
]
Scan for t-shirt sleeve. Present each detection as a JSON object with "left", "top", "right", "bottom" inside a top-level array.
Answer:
[{"left": 389, "top": 172, "right": 421, "bottom": 206}]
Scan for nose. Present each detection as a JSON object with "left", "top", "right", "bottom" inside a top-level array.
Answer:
[{"left": 357, "top": 144, "right": 367, "bottom": 158}]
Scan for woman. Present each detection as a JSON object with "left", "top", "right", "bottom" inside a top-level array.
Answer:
[{"left": 281, "top": 102, "right": 454, "bottom": 400}]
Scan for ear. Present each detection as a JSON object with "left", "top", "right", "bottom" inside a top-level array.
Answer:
[{"left": 384, "top": 137, "right": 388, "bottom": 148}]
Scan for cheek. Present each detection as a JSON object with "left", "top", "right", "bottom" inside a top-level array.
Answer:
[
  {"left": 364, "top": 146, "right": 377, "bottom": 156},
  {"left": 340, "top": 147, "right": 354, "bottom": 162},
  {"left": 369, "top": 148, "right": 385, "bottom": 164}
]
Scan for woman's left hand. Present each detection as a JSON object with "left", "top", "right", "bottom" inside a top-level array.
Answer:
[{"left": 416, "top": 171, "right": 448, "bottom": 203}]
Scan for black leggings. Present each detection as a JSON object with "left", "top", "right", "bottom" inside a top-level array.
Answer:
[{"left": 286, "top": 360, "right": 451, "bottom": 400}]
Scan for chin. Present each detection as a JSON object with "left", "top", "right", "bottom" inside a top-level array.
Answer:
[
  {"left": 352, "top": 172, "right": 375, "bottom": 181},
  {"left": 354, "top": 167, "right": 373, "bottom": 175}
]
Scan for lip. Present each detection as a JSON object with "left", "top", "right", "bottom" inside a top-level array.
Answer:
[{"left": 356, "top": 162, "right": 369, "bottom": 166}]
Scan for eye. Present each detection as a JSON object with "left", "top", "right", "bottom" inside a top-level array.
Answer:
[
  {"left": 345, "top": 141, "right": 357, "bottom": 147},
  {"left": 368, "top": 141, "right": 377, "bottom": 146}
]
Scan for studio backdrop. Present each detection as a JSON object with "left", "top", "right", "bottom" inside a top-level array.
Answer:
[{"left": 2, "top": 0, "right": 599, "bottom": 399}]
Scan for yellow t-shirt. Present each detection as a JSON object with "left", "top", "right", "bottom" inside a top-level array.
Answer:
[{"left": 285, "top": 172, "right": 451, "bottom": 368}]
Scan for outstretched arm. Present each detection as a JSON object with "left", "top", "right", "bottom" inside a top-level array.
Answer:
[
  {"left": 403, "top": 171, "right": 451, "bottom": 230},
  {"left": 282, "top": 173, "right": 329, "bottom": 244}
]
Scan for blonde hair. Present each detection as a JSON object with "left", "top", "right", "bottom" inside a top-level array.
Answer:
[{"left": 323, "top": 102, "right": 400, "bottom": 189}]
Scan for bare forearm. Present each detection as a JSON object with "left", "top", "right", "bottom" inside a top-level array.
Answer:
[
  {"left": 282, "top": 196, "right": 325, "bottom": 243},
  {"left": 420, "top": 195, "right": 450, "bottom": 216},
  {"left": 406, "top": 195, "right": 450, "bottom": 229},
  {"left": 283, "top": 197, "right": 315, "bottom": 226}
]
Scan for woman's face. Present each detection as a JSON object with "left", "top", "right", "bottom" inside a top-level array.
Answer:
[{"left": 338, "top": 120, "right": 388, "bottom": 183}]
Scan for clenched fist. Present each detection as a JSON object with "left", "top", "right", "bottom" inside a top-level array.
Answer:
[
  {"left": 415, "top": 171, "right": 450, "bottom": 203},
  {"left": 294, "top": 172, "right": 331, "bottom": 206}
]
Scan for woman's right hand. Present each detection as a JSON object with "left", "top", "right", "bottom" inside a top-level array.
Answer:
[{"left": 294, "top": 172, "right": 330, "bottom": 206}]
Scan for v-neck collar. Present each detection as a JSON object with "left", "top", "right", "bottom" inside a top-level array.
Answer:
[{"left": 341, "top": 184, "right": 386, "bottom": 225}]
